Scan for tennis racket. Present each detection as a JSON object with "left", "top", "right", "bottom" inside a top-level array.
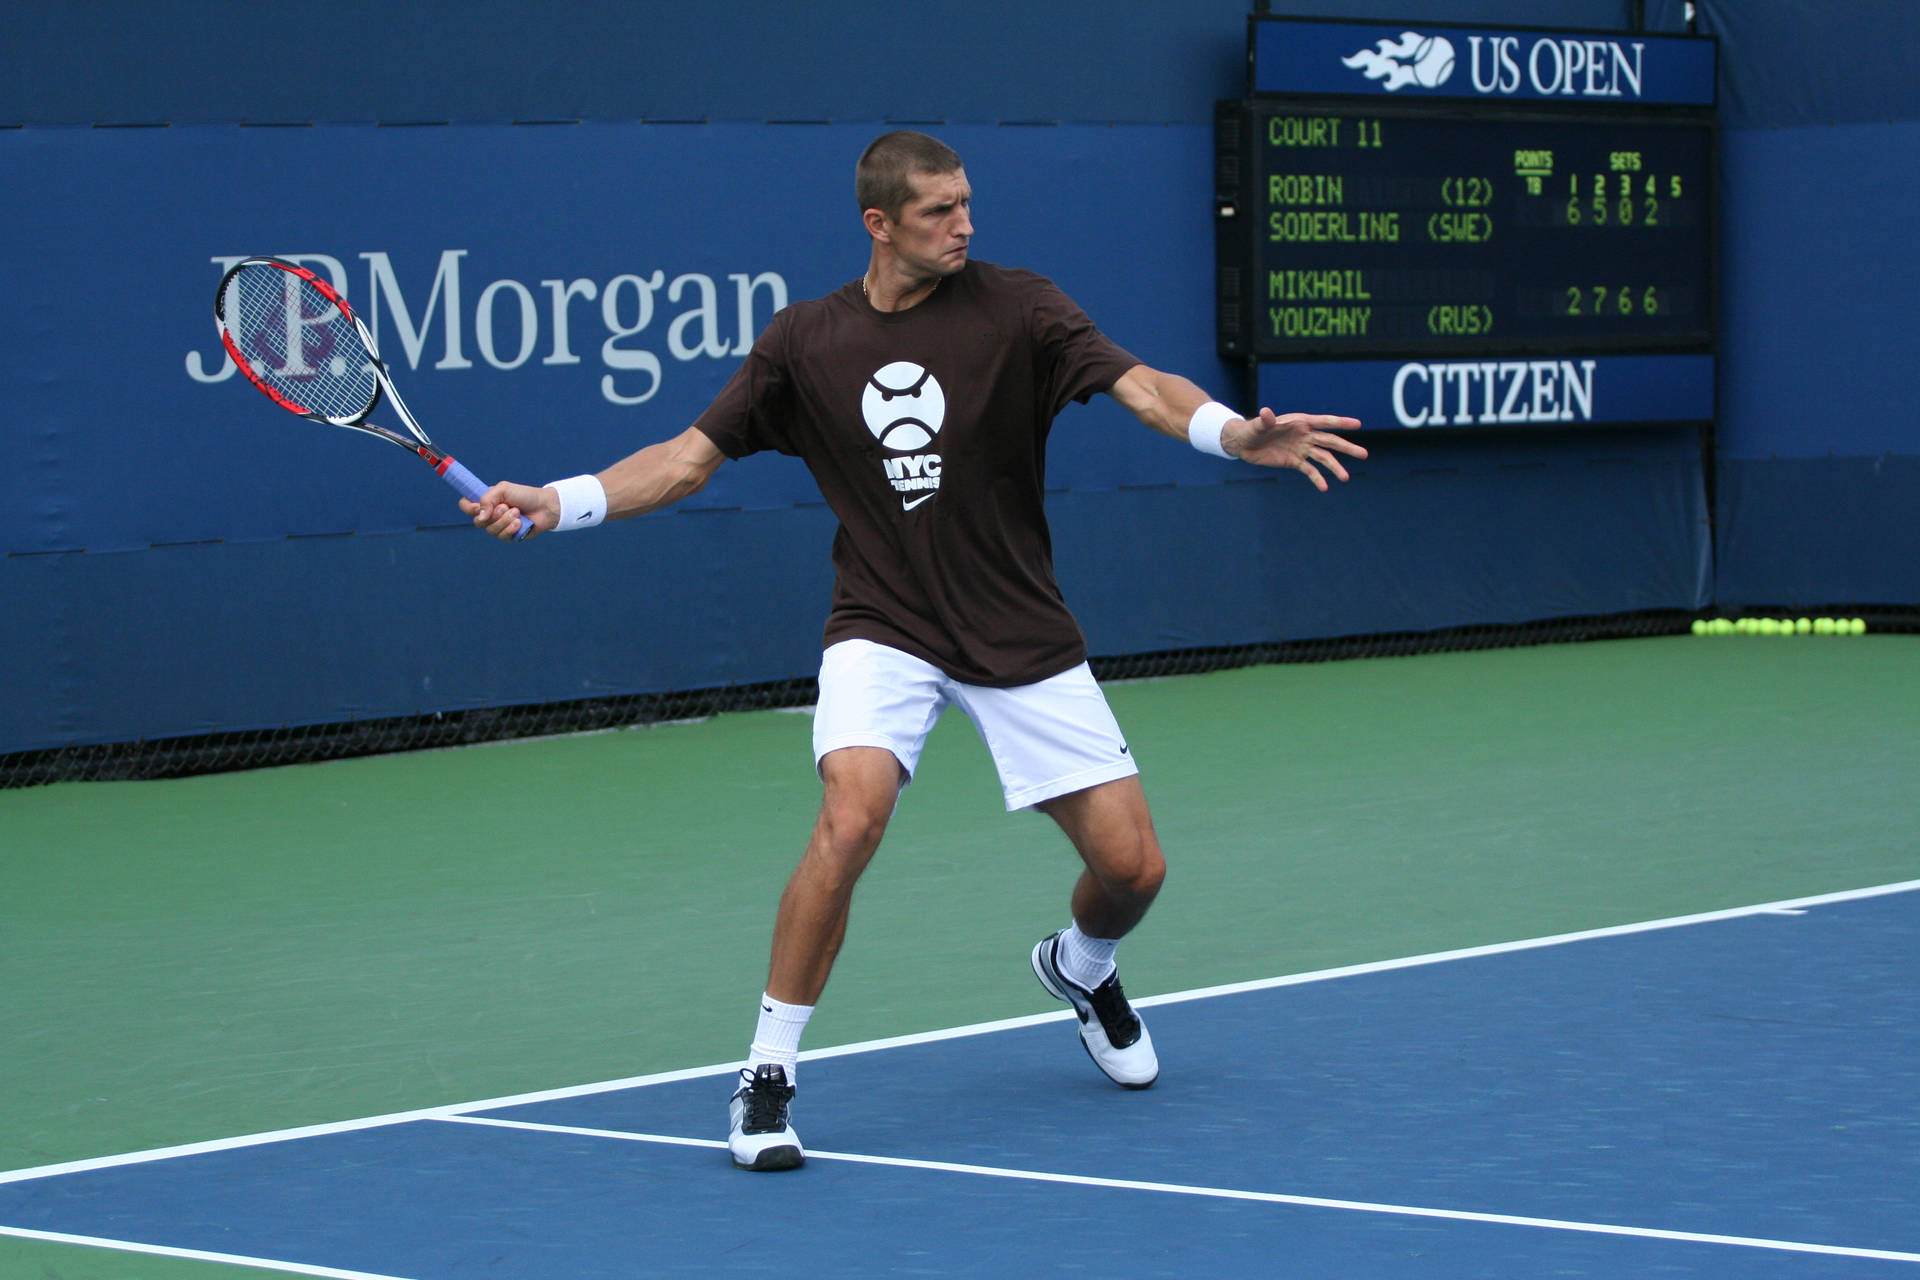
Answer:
[{"left": 213, "top": 255, "right": 531, "bottom": 540}]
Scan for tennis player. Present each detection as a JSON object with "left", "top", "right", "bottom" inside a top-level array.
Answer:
[{"left": 465, "top": 131, "right": 1366, "bottom": 1172}]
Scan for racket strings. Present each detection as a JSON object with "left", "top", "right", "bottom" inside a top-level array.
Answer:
[{"left": 222, "top": 267, "right": 380, "bottom": 423}]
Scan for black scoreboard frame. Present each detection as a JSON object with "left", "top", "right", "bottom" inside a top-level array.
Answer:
[{"left": 1215, "top": 23, "right": 1719, "bottom": 368}]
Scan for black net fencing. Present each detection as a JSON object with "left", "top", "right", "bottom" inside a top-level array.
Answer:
[{"left": 4, "top": 605, "right": 1914, "bottom": 788}]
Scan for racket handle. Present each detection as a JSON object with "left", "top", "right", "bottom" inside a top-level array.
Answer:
[{"left": 439, "top": 457, "right": 532, "bottom": 542}]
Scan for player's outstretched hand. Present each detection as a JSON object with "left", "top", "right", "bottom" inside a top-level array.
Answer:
[
  {"left": 1231, "top": 410, "right": 1368, "bottom": 491},
  {"left": 461, "top": 481, "right": 558, "bottom": 541}
]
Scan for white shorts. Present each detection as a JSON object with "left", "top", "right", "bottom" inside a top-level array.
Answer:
[{"left": 812, "top": 639, "right": 1140, "bottom": 811}]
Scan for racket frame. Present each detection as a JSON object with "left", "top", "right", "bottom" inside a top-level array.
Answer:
[
  {"left": 214, "top": 256, "right": 529, "bottom": 537},
  {"left": 215, "top": 256, "right": 446, "bottom": 466}
]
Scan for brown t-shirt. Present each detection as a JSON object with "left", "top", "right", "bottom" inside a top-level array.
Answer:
[{"left": 693, "top": 260, "right": 1139, "bottom": 687}]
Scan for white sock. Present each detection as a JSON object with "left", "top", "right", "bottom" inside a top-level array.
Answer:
[
  {"left": 745, "top": 992, "right": 812, "bottom": 1085},
  {"left": 1058, "top": 923, "right": 1120, "bottom": 990}
]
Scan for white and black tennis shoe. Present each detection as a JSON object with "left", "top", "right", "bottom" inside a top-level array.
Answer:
[
  {"left": 727, "top": 1063, "right": 804, "bottom": 1171},
  {"left": 1031, "top": 932, "right": 1158, "bottom": 1089}
]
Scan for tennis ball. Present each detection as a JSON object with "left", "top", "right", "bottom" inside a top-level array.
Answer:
[
  {"left": 1814, "top": 617, "right": 1835, "bottom": 635},
  {"left": 1851, "top": 618, "right": 1868, "bottom": 635},
  {"left": 1795, "top": 618, "right": 1812, "bottom": 635},
  {"left": 1411, "top": 36, "right": 1457, "bottom": 88},
  {"left": 1690, "top": 619, "right": 1708, "bottom": 636},
  {"left": 1759, "top": 618, "right": 1779, "bottom": 635},
  {"left": 1713, "top": 617, "right": 1733, "bottom": 635}
]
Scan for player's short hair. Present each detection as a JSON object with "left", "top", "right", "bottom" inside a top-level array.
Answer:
[{"left": 856, "top": 131, "right": 964, "bottom": 220}]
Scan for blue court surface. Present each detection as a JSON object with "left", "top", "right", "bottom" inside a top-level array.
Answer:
[{"left": 4, "top": 882, "right": 1915, "bottom": 1278}]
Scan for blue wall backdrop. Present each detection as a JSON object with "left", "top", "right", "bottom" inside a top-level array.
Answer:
[
  {"left": 1662, "top": 0, "right": 1920, "bottom": 609},
  {"left": 3, "top": 0, "right": 1911, "bottom": 757}
]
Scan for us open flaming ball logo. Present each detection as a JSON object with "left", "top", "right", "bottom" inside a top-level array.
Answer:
[
  {"left": 863, "top": 361, "right": 946, "bottom": 509},
  {"left": 1342, "top": 31, "right": 1457, "bottom": 91}
]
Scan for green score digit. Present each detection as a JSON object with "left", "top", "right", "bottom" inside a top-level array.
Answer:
[{"left": 1563, "top": 286, "right": 1662, "bottom": 317}]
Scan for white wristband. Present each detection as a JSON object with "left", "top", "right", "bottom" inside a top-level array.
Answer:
[
  {"left": 546, "top": 474, "right": 607, "bottom": 531},
  {"left": 1187, "top": 401, "right": 1237, "bottom": 459}
]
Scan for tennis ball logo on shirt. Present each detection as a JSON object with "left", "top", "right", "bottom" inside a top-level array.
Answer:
[
  {"left": 863, "top": 362, "right": 946, "bottom": 452},
  {"left": 863, "top": 361, "right": 945, "bottom": 512}
]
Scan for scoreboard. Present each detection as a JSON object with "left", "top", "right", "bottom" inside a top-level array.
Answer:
[
  {"left": 1218, "top": 106, "right": 1714, "bottom": 358},
  {"left": 1217, "top": 17, "right": 1717, "bottom": 428}
]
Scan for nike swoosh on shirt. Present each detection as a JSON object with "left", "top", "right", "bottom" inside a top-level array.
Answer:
[{"left": 902, "top": 493, "right": 936, "bottom": 511}]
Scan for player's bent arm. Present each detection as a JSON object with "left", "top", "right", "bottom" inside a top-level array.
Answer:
[
  {"left": 1106, "top": 363, "right": 1368, "bottom": 490},
  {"left": 1107, "top": 364, "right": 1214, "bottom": 445},
  {"left": 596, "top": 426, "right": 728, "bottom": 519},
  {"left": 464, "top": 426, "right": 727, "bottom": 541}
]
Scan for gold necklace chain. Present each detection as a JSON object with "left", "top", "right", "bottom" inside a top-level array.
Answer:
[{"left": 862, "top": 275, "right": 940, "bottom": 303}]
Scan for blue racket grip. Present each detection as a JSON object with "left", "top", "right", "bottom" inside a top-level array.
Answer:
[{"left": 440, "top": 457, "right": 532, "bottom": 541}]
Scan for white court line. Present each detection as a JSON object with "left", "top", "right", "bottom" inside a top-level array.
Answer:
[
  {"left": 1117, "top": 876, "right": 1920, "bottom": 1015},
  {"left": 439, "top": 1115, "right": 1920, "bottom": 1265},
  {"left": 3, "top": 876, "right": 1916, "bottom": 1195},
  {"left": 445, "top": 1114, "right": 727, "bottom": 1152},
  {"left": 0, "top": 1225, "right": 416, "bottom": 1280}
]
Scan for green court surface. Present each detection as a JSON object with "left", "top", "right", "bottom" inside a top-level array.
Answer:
[{"left": 3, "top": 635, "right": 1915, "bottom": 1278}]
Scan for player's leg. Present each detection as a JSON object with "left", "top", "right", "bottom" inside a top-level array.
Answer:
[
  {"left": 1031, "top": 776, "right": 1164, "bottom": 1088},
  {"left": 729, "top": 745, "right": 904, "bottom": 1172},
  {"left": 948, "top": 666, "right": 1162, "bottom": 1087},
  {"left": 767, "top": 745, "right": 906, "bottom": 1006},
  {"left": 729, "top": 640, "right": 949, "bottom": 1171},
  {"left": 1040, "top": 774, "right": 1166, "bottom": 942}
]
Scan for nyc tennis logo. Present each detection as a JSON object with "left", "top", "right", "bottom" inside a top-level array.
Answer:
[
  {"left": 862, "top": 361, "right": 944, "bottom": 512},
  {"left": 1342, "top": 32, "right": 1456, "bottom": 92}
]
